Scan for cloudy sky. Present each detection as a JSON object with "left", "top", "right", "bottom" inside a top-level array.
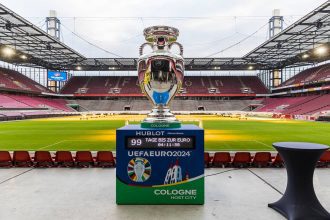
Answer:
[{"left": 0, "top": 0, "right": 327, "bottom": 58}]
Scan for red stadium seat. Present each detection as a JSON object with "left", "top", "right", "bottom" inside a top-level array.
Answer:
[
  {"left": 75, "top": 151, "right": 94, "bottom": 167},
  {"left": 204, "top": 152, "right": 211, "bottom": 168},
  {"left": 34, "top": 151, "right": 54, "bottom": 167},
  {"left": 55, "top": 151, "right": 75, "bottom": 167},
  {"left": 96, "top": 151, "right": 115, "bottom": 167},
  {"left": 13, "top": 151, "right": 33, "bottom": 167},
  {"left": 61, "top": 75, "right": 269, "bottom": 95},
  {"left": 232, "top": 152, "right": 251, "bottom": 168},
  {"left": 212, "top": 152, "right": 231, "bottom": 167},
  {"left": 0, "top": 151, "right": 12, "bottom": 167},
  {"left": 252, "top": 152, "right": 271, "bottom": 167},
  {"left": 271, "top": 153, "right": 284, "bottom": 168},
  {"left": 318, "top": 151, "right": 330, "bottom": 167}
]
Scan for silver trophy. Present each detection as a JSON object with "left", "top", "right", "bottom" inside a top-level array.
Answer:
[
  {"left": 133, "top": 158, "right": 146, "bottom": 182},
  {"left": 138, "top": 26, "right": 184, "bottom": 128}
]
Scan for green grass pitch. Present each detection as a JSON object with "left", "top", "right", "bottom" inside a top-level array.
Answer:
[{"left": 0, "top": 116, "right": 329, "bottom": 151}]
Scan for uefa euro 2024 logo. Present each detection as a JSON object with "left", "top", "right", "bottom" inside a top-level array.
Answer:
[{"left": 127, "top": 157, "right": 151, "bottom": 182}]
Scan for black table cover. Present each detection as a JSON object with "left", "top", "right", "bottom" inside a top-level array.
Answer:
[{"left": 268, "top": 142, "right": 330, "bottom": 220}]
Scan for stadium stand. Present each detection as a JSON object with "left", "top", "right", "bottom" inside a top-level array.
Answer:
[
  {"left": 0, "top": 94, "right": 31, "bottom": 108},
  {"left": 0, "top": 151, "right": 326, "bottom": 168},
  {"left": 0, "top": 94, "right": 72, "bottom": 111},
  {"left": 0, "top": 110, "right": 76, "bottom": 122},
  {"left": 282, "top": 94, "right": 330, "bottom": 115},
  {"left": 61, "top": 76, "right": 269, "bottom": 95},
  {"left": 205, "top": 152, "right": 286, "bottom": 168},
  {"left": 0, "top": 67, "right": 75, "bottom": 121},
  {"left": 281, "top": 63, "right": 330, "bottom": 87},
  {"left": 257, "top": 94, "right": 330, "bottom": 115},
  {"left": 257, "top": 97, "right": 306, "bottom": 113},
  {"left": 3, "top": 63, "right": 328, "bottom": 116},
  {"left": 67, "top": 99, "right": 261, "bottom": 111},
  {"left": 0, "top": 67, "right": 52, "bottom": 93}
]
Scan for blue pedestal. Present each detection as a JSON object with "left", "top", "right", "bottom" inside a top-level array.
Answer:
[{"left": 116, "top": 124, "right": 204, "bottom": 205}]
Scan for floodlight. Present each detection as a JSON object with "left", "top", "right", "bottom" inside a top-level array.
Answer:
[
  {"left": 302, "top": 54, "right": 309, "bottom": 59},
  {"left": 315, "top": 46, "right": 328, "bottom": 56},
  {"left": 76, "top": 66, "right": 82, "bottom": 70},
  {"left": 2, "top": 47, "right": 15, "bottom": 57}
]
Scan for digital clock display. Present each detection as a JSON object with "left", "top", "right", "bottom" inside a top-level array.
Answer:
[{"left": 126, "top": 136, "right": 195, "bottom": 149}]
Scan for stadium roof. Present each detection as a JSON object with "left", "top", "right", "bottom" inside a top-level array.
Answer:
[
  {"left": 0, "top": 3, "right": 85, "bottom": 69},
  {"left": 0, "top": 2, "right": 329, "bottom": 71},
  {"left": 244, "top": 1, "right": 330, "bottom": 68}
]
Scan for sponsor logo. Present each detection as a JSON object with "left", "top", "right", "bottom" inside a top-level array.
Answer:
[{"left": 135, "top": 131, "right": 165, "bottom": 136}]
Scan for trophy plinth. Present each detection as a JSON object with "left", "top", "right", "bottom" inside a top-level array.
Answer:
[
  {"left": 138, "top": 26, "right": 184, "bottom": 128},
  {"left": 141, "top": 106, "right": 181, "bottom": 128}
]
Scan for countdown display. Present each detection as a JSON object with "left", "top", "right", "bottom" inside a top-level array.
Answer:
[{"left": 126, "top": 136, "right": 195, "bottom": 149}]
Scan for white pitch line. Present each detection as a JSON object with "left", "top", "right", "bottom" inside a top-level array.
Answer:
[
  {"left": 38, "top": 140, "right": 67, "bottom": 150},
  {"left": 38, "top": 139, "right": 99, "bottom": 150},
  {"left": 253, "top": 140, "right": 273, "bottom": 149},
  {"left": 217, "top": 140, "right": 274, "bottom": 150}
]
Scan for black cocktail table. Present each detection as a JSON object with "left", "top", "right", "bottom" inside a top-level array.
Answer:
[{"left": 268, "top": 142, "right": 330, "bottom": 220}]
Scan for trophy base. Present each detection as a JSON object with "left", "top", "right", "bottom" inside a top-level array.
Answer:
[
  {"left": 141, "top": 120, "right": 181, "bottom": 128},
  {"left": 141, "top": 107, "right": 181, "bottom": 128}
]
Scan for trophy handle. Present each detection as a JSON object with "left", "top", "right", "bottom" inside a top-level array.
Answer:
[
  {"left": 139, "top": 43, "right": 153, "bottom": 56},
  {"left": 169, "top": 42, "right": 183, "bottom": 56}
]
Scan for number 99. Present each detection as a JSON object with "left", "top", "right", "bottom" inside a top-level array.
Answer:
[{"left": 131, "top": 139, "right": 142, "bottom": 146}]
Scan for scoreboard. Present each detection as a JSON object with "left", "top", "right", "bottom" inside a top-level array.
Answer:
[{"left": 116, "top": 124, "right": 204, "bottom": 205}]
